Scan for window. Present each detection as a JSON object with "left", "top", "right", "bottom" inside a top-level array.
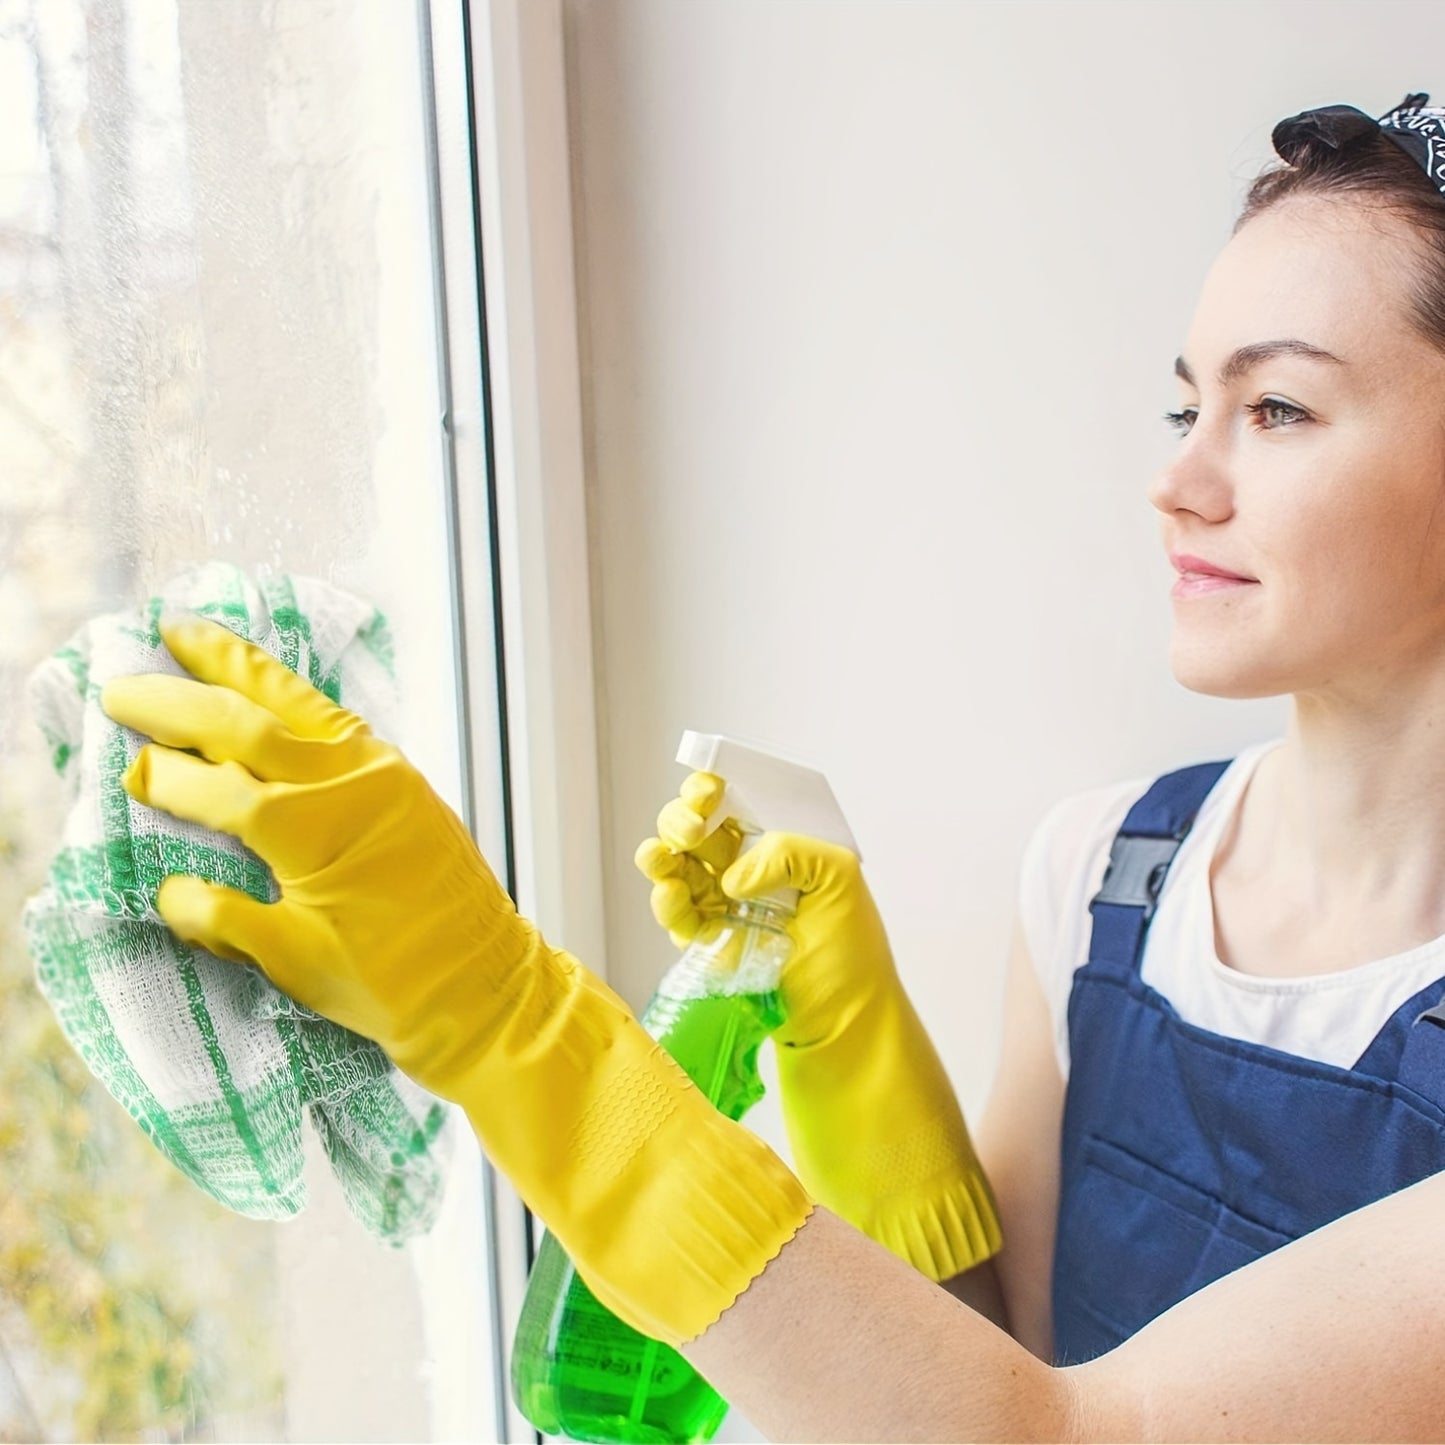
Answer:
[{"left": 0, "top": 0, "right": 542, "bottom": 1436}]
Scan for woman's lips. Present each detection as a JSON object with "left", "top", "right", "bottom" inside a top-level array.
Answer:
[
  {"left": 1167, "top": 551, "right": 1259, "bottom": 600},
  {"left": 1172, "top": 573, "right": 1259, "bottom": 599}
]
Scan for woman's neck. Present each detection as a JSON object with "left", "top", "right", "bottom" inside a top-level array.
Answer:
[{"left": 1237, "top": 697, "right": 1445, "bottom": 931}]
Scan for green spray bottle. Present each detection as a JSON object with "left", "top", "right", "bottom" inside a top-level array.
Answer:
[{"left": 509, "top": 730, "right": 859, "bottom": 1444}]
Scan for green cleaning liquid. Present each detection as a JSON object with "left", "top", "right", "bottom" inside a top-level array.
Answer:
[{"left": 510, "top": 901, "right": 791, "bottom": 1444}]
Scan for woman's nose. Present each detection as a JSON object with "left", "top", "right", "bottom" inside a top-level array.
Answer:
[{"left": 1147, "top": 429, "right": 1235, "bottom": 522}]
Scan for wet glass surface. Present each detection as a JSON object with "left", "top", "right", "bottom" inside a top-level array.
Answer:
[{"left": 0, "top": 1, "right": 463, "bottom": 1436}]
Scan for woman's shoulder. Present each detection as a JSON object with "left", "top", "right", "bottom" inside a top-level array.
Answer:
[
  {"left": 1016, "top": 769, "right": 1155, "bottom": 1031},
  {"left": 1017, "top": 742, "right": 1281, "bottom": 1076},
  {"left": 1022, "top": 738, "right": 1282, "bottom": 882},
  {"left": 1017, "top": 774, "right": 1154, "bottom": 1076},
  {"left": 1020, "top": 770, "right": 1155, "bottom": 890}
]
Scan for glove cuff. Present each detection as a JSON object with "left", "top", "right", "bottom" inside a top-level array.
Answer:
[
  {"left": 442, "top": 944, "right": 815, "bottom": 1347},
  {"left": 581, "top": 1106, "right": 816, "bottom": 1345},
  {"left": 776, "top": 987, "right": 1004, "bottom": 1282},
  {"left": 852, "top": 1162, "right": 1002, "bottom": 1281}
]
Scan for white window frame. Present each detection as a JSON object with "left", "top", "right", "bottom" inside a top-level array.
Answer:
[{"left": 422, "top": 1, "right": 605, "bottom": 1438}]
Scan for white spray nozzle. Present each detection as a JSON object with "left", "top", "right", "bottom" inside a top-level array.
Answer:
[{"left": 675, "top": 731, "right": 860, "bottom": 911}]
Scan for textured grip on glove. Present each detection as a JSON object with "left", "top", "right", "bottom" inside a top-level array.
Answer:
[{"left": 776, "top": 987, "right": 1002, "bottom": 1281}]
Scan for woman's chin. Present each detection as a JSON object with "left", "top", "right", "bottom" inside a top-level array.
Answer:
[{"left": 1168, "top": 638, "right": 1283, "bottom": 700}]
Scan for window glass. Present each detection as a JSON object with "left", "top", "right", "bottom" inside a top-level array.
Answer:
[{"left": 0, "top": 1, "right": 483, "bottom": 1437}]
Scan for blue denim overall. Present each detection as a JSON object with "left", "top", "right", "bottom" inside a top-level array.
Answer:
[{"left": 1051, "top": 760, "right": 1445, "bottom": 1365}]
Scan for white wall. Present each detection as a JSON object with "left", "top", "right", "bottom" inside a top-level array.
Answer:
[{"left": 562, "top": 0, "right": 1445, "bottom": 1105}]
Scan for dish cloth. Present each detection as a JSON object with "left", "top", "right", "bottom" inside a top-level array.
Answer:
[{"left": 21, "top": 562, "right": 452, "bottom": 1244}]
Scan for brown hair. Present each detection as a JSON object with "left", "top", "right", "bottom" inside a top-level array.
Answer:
[{"left": 1235, "top": 116, "right": 1445, "bottom": 349}]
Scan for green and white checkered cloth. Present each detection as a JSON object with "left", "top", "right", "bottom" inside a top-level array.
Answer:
[{"left": 21, "top": 562, "right": 453, "bottom": 1243}]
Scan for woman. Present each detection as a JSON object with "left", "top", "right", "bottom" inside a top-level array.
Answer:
[{"left": 101, "top": 93, "right": 1445, "bottom": 1441}]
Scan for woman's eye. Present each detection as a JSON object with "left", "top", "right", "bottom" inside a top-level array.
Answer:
[
  {"left": 1245, "top": 397, "right": 1309, "bottom": 429},
  {"left": 1162, "top": 398, "right": 1309, "bottom": 438}
]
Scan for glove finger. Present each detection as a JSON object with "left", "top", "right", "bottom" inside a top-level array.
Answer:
[
  {"left": 638, "top": 835, "right": 730, "bottom": 912},
  {"left": 123, "top": 744, "right": 271, "bottom": 854},
  {"left": 159, "top": 613, "right": 365, "bottom": 744},
  {"left": 635, "top": 835, "right": 686, "bottom": 883},
  {"left": 722, "top": 830, "right": 857, "bottom": 901},
  {"left": 101, "top": 674, "right": 342, "bottom": 782},
  {"left": 674, "top": 850, "right": 731, "bottom": 910},
  {"left": 691, "top": 821, "right": 743, "bottom": 874},
  {"left": 679, "top": 770, "right": 726, "bottom": 819},
  {"left": 158, "top": 880, "right": 356, "bottom": 1031},
  {"left": 656, "top": 798, "right": 743, "bottom": 868},
  {"left": 158, "top": 874, "right": 293, "bottom": 971},
  {"left": 650, "top": 878, "right": 703, "bottom": 936},
  {"left": 656, "top": 795, "right": 709, "bottom": 851}
]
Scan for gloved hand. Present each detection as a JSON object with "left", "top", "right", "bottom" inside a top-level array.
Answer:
[
  {"left": 636, "top": 773, "right": 1001, "bottom": 1281},
  {"left": 100, "top": 614, "right": 812, "bottom": 1345}
]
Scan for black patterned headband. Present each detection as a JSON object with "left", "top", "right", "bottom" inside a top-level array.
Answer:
[{"left": 1271, "top": 90, "right": 1445, "bottom": 197}]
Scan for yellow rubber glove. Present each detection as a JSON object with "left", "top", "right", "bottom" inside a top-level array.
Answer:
[
  {"left": 100, "top": 615, "right": 811, "bottom": 1346},
  {"left": 636, "top": 772, "right": 1001, "bottom": 1282}
]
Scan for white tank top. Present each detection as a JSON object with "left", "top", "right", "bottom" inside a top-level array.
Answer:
[{"left": 1019, "top": 738, "right": 1445, "bottom": 1079}]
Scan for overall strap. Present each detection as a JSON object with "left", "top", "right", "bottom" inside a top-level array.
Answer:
[
  {"left": 1401, "top": 1000, "right": 1445, "bottom": 1106},
  {"left": 1352, "top": 977, "right": 1445, "bottom": 1109},
  {"left": 1085, "top": 760, "right": 1232, "bottom": 977}
]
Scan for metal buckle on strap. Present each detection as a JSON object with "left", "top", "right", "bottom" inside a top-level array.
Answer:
[
  {"left": 1093, "top": 834, "right": 1182, "bottom": 922},
  {"left": 1414, "top": 1000, "right": 1445, "bottom": 1031}
]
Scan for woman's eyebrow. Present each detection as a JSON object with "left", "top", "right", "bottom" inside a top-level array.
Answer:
[{"left": 1174, "top": 339, "right": 1347, "bottom": 388}]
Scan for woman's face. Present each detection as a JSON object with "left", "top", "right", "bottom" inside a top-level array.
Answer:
[{"left": 1149, "top": 196, "right": 1445, "bottom": 704}]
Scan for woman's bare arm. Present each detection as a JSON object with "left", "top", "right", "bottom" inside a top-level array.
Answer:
[
  {"left": 943, "top": 911, "right": 1068, "bottom": 1357},
  {"left": 683, "top": 1164, "right": 1445, "bottom": 1443},
  {"left": 680, "top": 910, "right": 1077, "bottom": 1442},
  {"left": 685, "top": 1205, "right": 1079, "bottom": 1443}
]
